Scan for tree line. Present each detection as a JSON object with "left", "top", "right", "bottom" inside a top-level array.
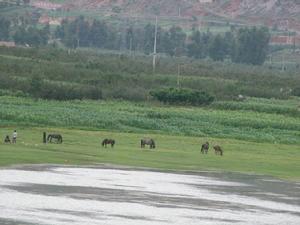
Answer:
[{"left": 0, "top": 15, "right": 270, "bottom": 65}]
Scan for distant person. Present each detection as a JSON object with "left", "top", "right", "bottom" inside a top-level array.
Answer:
[
  {"left": 12, "top": 130, "right": 17, "bottom": 144},
  {"left": 4, "top": 135, "right": 11, "bottom": 144}
]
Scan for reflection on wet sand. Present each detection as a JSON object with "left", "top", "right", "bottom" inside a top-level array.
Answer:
[{"left": 0, "top": 165, "right": 299, "bottom": 225}]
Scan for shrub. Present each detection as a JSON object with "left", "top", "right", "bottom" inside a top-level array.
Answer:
[
  {"left": 292, "top": 87, "right": 300, "bottom": 97},
  {"left": 150, "top": 88, "right": 214, "bottom": 106}
]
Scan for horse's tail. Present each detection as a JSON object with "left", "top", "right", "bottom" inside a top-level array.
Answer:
[
  {"left": 60, "top": 136, "right": 63, "bottom": 143},
  {"left": 102, "top": 140, "right": 106, "bottom": 146},
  {"left": 141, "top": 140, "right": 144, "bottom": 148},
  {"left": 220, "top": 148, "right": 223, "bottom": 156}
]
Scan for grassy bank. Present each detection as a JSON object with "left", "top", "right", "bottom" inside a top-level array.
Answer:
[{"left": 0, "top": 127, "right": 299, "bottom": 180}]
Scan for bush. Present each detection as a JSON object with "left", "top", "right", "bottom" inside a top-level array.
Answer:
[
  {"left": 150, "top": 88, "right": 214, "bottom": 106},
  {"left": 292, "top": 87, "right": 300, "bottom": 97},
  {"left": 39, "top": 82, "right": 102, "bottom": 100}
]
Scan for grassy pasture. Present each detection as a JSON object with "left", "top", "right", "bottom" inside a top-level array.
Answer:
[
  {"left": 0, "top": 127, "right": 299, "bottom": 180},
  {"left": 0, "top": 96, "right": 299, "bottom": 180}
]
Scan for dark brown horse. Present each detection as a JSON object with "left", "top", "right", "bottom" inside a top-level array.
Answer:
[
  {"left": 141, "top": 138, "right": 155, "bottom": 149},
  {"left": 47, "top": 134, "right": 63, "bottom": 144},
  {"left": 213, "top": 145, "right": 223, "bottom": 156},
  {"left": 102, "top": 139, "right": 115, "bottom": 148},
  {"left": 4, "top": 135, "right": 11, "bottom": 144},
  {"left": 201, "top": 142, "right": 209, "bottom": 154}
]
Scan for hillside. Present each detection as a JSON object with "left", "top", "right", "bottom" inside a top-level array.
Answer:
[{"left": 29, "top": 0, "right": 300, "bottom": 32}]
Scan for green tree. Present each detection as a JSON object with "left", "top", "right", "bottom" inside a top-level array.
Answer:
[
  {"left": 89, "top": 19, "right": 108, "bottom": 48},
  {"left": 187, "top": 30, "right": 211, "bottom": 59},
  {"left": 234, "top": 27, "right": 270, "bottom": 65},
  {"left": 143, "top": 23, "right": 155, "bottom": 55},
  {"left": 208, "top": 34, "right": 227, "bottom": 61},
  {"left": 163, "top": 26, "right": 186, "bottom": 57},
  {"left": 0, "top": 17, "right": 11, "bottom": 41}
]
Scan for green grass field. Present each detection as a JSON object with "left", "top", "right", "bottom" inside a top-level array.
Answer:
[
  {"left": 0, "top": 127, "right": 299, "bottom": 180},
  {"left": 0, "top": 96, "right": 299, "bottom": 180}
]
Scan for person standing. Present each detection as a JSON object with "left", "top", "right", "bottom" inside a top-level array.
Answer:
[{"left": 12, "top": 130, "right": 17, "bottom": 144}]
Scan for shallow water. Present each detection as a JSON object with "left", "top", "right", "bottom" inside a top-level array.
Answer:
[{"left": 0, "top": 165, "right": 299, "bottom": 225}]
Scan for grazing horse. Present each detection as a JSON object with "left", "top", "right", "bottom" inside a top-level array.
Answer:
[
  {"left": 102, "top": 139, "right": 115, "bottom": 148},
  {"left": 201, "top": 142, "right": 209, "bottom": 154},
  {"left": 141, "top": 138, "right": 156, "bottom": 149},
  {"left": 47, "top": 134, "right": 63, "bottom": 144},
  {"left": 213, "top": 145, "right": 223, "bottom": 156},
  {"left": 4, "top": 135, "right": 11, "bottom": 144}
]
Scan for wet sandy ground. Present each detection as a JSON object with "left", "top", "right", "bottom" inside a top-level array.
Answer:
[{"left": 0, "top": 165, "right": 299, "bottom": 225}]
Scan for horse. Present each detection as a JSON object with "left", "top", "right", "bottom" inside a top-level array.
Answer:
[
  {"left": 102, "top": 139, "right": 115, "bottom": 148},
  {"left": 47, "top": 134, "right": 63, "bottom": 144},
  {"left": 141, "top": 138, "right": 156, "bottom": 149},
  {"left": 213, "top": 145, "right": 223, "bottom": 156},
  {"left": 4, "top": 135, "right": 11, "bottom": 144},
  {"left": 201, "top": 142, "right": 209, "bottom": 154}
]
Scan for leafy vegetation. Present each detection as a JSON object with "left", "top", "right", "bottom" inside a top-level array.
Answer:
[
  {"left": 0, "top": 47, "right": 299, "bottom": 102},
  {"left": 0, "top": 96, "right": 299, "bottom": 145},
  {"left": 150, "top": 88, "right": 214, "bottom": 106}
]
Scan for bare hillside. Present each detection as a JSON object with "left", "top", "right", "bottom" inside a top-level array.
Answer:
[{"left": 32, "top": 0, "right": 300, "bottom": 32}]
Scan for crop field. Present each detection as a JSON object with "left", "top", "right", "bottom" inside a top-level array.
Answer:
[
  {"left": 0, "top": 96, "right": 300, "bottom": 144},
  {"left": 0, "top": 96, "right": 299, "bottom": 144}
]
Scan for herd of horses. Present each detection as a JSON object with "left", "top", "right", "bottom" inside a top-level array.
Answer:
[
  {"left": 102, "top": 138, "right": 222, "bottom": 156},
  {"left": 5, "top": 133, "right": 223, "bottom": 156}
]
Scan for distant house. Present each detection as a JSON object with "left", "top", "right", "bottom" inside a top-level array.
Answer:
[
  {"left": 32, "top": 1, "right": 62, "bottom": 10},
  {"left": 38, "top": 14, "right": 62, "bottom": 25},
  {"left": 199, "top": 0, "right": 214, "bottom": 3},
  {"left": 271, "top": 35, "right": 300, "bottom": 46},
  {"left": 0, "top": 41, "right": 16, "bottom": 47}
]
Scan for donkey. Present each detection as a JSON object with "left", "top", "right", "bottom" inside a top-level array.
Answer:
[{"left": 213, "top": 145, "right": 223, "bottom": 156}]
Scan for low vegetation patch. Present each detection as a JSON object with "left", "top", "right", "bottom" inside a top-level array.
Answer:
[{"left": 150, "top": 88, "right": 214, "bottom": 106}]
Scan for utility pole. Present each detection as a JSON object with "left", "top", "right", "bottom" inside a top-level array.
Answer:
[
  {"left": 281, "top": 54, "right": 286, "bottom": 71},
  {"left": 177, "top": 64, "right": 181, "bottom": 88},
  {"left": 153, "top": 16, "right": 158, "bottom": 74}
]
